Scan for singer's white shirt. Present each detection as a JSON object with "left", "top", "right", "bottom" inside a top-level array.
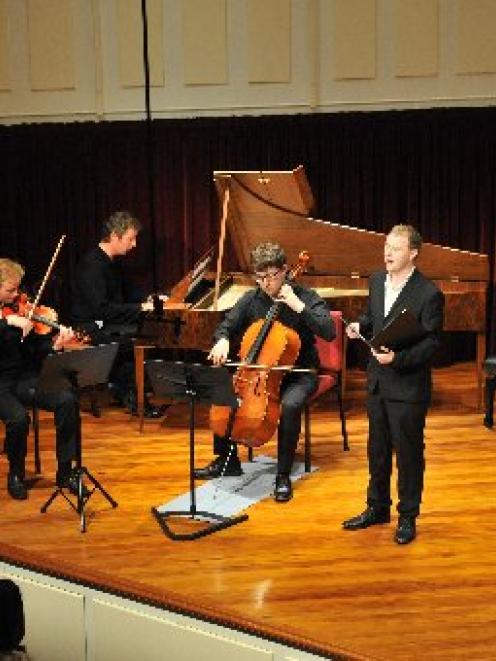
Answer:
[{"left": 384, "top": 268, "right": 415, "bottom": 317}]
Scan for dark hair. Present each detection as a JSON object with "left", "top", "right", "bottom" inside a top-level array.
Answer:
[
  {"left": 250, "top": 242, "right": 286, "bottom": 272},
  {"left": 100, "top": 211, "right": 142, "bottom": 241},
  {"left": 0, "top": 580, "right": 25, "bottom": 652}
]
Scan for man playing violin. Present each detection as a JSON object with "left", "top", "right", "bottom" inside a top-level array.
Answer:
[
  {"left": 71, "top": 211, "right": 163, "bottom": 418},
  {"left": 0, "top": 258, "right": 82, "bottom": 500},
  {"left": 194, "top": 242, "right": 335, "bottom": 502}
]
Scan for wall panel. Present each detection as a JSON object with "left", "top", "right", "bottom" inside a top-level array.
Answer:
[
  {"left": 116, "top": 0, "right": 165, "bottom": 87},
  {"left": 92, "top": 599, "right": 273, "bottom": 661},
  {"left": 28, "top": 0, "right": 76, "bottom": 90},
  {"left": 394, "top": 0, "right": 438, "bottom": 77},
  {"left": 332, "top": 0, "right": 376, "bottom": 80},
  {"left": 183, "top": 0, "right": 227, "bottom": 85},
  {"left": 247, "top": 0, "right": 291, "bottom": 83},
  {"left": 0, "top": 0, "right": 10, "bottom": 91},
  {"left": 456, "top": 0, "right": 496, "bottom": 74}
]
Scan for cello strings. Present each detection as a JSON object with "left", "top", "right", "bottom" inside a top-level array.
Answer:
[{"left": 212, "top": 443, "right": 237, "bottom": 501}]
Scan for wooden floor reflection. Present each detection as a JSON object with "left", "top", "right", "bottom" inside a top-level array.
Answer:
[{"left": 1, "top": 364, "right": 495, "bottom": 660}]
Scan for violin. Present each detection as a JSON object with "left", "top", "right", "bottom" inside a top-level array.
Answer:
[
  {"left": 209, "top": 251, "right": 310, "bottom": 447},
  {"left": 2, "top": 292, "right": 59, "bottom": 335},
  {"left": 2, "top": 293, "right": 90, "bottom": 347}
]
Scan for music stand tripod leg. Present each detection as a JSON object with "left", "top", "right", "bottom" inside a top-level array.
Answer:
[
  {"left": 150, "top": 363, "right": 248, "bottom": 541},
  {"left": 42, "top": 400, "right": 118, "bottom": 532},
  {"left": 38, "top": 344, "right": 119, "bottom": 532},
  {"left": 80, "top": 467, "right": 118, "bottom": 507}
]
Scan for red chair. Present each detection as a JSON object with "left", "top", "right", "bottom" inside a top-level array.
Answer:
[{"left": 302, "top": 310, "right": 349, "bottom": 472}]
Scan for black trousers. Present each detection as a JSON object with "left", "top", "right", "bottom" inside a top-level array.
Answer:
[
  {"left": 213, "top": 370, "right": 318, "bottom": 474},
  {"left": 0, "top": 375, "right": 78, "bottom": 476},
  {"left": 366, "top": 391, "right": 428, "bottom": 518}
]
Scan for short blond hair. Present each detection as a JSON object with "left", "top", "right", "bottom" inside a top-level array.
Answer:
[
  {"left": 389, "top": 224, "right": 423, "bottom": 252},
  {"left": 0, "top": 259, "right": 24, "bottom": 286}
]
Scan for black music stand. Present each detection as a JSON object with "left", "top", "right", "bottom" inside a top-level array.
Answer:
[
  {"left": 39, "top": 344, "right": 119, "bottom": 532},
  {"left": 146, "top": 360, "right": 248, "bottom": 541}
]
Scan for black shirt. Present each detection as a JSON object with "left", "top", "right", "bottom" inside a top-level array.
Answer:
[
  {"left": 0, "top": 317, "right": 52, "bottom": 384},
  {"left": 213, "top": 282, "right": 334, "bottom": 369},
  {"left": 71, "top": 247, "right": 142, "bottom": 331}
]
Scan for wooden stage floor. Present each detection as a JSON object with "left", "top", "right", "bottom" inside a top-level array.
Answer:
[{"left": 1, "top": 363, "right": 495, "bottom": 660}]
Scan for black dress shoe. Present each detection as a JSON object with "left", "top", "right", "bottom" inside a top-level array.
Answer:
[
  {"left": 138, "top": 403, "right": 169, "bottom": 419},
  {"left": 274, "top": 474, "right": 292, "bottom": 503},
  {"left": 483, "top": 415, "right": 493, "bottom": 429},
  {"left": 342, "top": 507, "right": 390, "bottom": 530},
  {"left": 125, "top": 389, "right": 168, "bottom": 419},
  {"left": 56, "top": 469, "right": 90, "bottom": 499},
  {"left": 194, "top": 455, "right": 243, "bottom": 479},
  {"left": 394, "top": 516, "right": 416, "bottom": 544},
  {"left": 7, "top": 473, "right": 28, "bottom": 501}
]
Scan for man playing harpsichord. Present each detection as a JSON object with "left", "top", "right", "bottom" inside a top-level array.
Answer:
[{"left": 70, "top": 211, "right": 163, "bottom": 418}]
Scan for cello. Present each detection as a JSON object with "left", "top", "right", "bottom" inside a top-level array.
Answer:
[{"left": 209, "top": 251, "right": 310, "bottom": 447}]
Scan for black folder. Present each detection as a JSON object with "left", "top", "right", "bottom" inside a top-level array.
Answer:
[{"left": 370, "top": 309, "right": 427, "bottom": 351}]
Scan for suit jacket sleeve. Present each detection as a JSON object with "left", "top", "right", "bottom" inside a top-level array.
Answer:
[
  {"left": 299, "top": 288, "right": 335, "bottom": 341},
  {"left": 391, "top": 288, "right": 445, "bottom": 372},
  {"left": 358, "top": 300, "right": 373, "bottom": 338},
  {"left": 213, "top": 291, "right": 253, "bottom": 342}
]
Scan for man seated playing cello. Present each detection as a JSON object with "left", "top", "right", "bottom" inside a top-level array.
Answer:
[
  {"left": 194, "top": 242, "right": 335, "bottom": 502},
  {"left": 0, "top": 258, "right": 81, "bottom": 500}
]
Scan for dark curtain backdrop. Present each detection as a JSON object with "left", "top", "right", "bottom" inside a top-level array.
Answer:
[{"left": 2, "top": 107, "right": 496, "bottom": 355}]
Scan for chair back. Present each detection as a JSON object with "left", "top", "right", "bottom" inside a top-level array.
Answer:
[{"left": 315, "top": 310, "right": 343, "bottom": 372}]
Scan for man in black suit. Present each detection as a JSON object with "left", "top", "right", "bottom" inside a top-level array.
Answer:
[{"left": 342, "top": 225, "right": 444, "bottom": 544}]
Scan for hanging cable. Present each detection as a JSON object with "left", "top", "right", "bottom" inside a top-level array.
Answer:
[{"left": 141, "top": 0, "right": 158, "bottom": 292}]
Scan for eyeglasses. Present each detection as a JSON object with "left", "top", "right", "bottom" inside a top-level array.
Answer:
[{"left": 254, "top": 269, "right": 284, "bottom": 284}]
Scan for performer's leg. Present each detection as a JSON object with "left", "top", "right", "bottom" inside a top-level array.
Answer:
[
  {"left": 386, "top": 399, "right": 427, "bottom": 518},
  {"left": 16, "top": 378, "right": 82, "bottom": 494},
  {"left": 0, "top": 386, "right": 29, "bottom": 499},
  {"left": 213, "top": 434, "right": 237, "bottom": 458},
  {"left": 365, "top": 393, "right": 393, "bottom": 513},
  {"left": 342, "top": 392, "right": 393, "bottom": 530},
  {"left": 194, "top": 435, "right": 242, "bottom": 480},
  {"left": 275, "top": 372, "right": 317, "bottom": 502},
  {"left": 484, "top": 377, "right": 496, "bottom": 428}
]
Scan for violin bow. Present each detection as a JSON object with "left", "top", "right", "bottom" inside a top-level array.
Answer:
[
  {"left": 222, "top": 361, "right": 315, "bottom": 372},
  {"left": 27, "top": 234, "right": 66, "bottom": 320}
]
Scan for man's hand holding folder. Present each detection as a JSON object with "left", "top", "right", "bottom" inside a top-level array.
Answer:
[{"left": 345, "top": 308, "right": 427, "bottom": 363}]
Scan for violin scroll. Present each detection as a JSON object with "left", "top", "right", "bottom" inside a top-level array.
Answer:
[{"left": 287, "top": 251, "right": 311, "bottom": 281}]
